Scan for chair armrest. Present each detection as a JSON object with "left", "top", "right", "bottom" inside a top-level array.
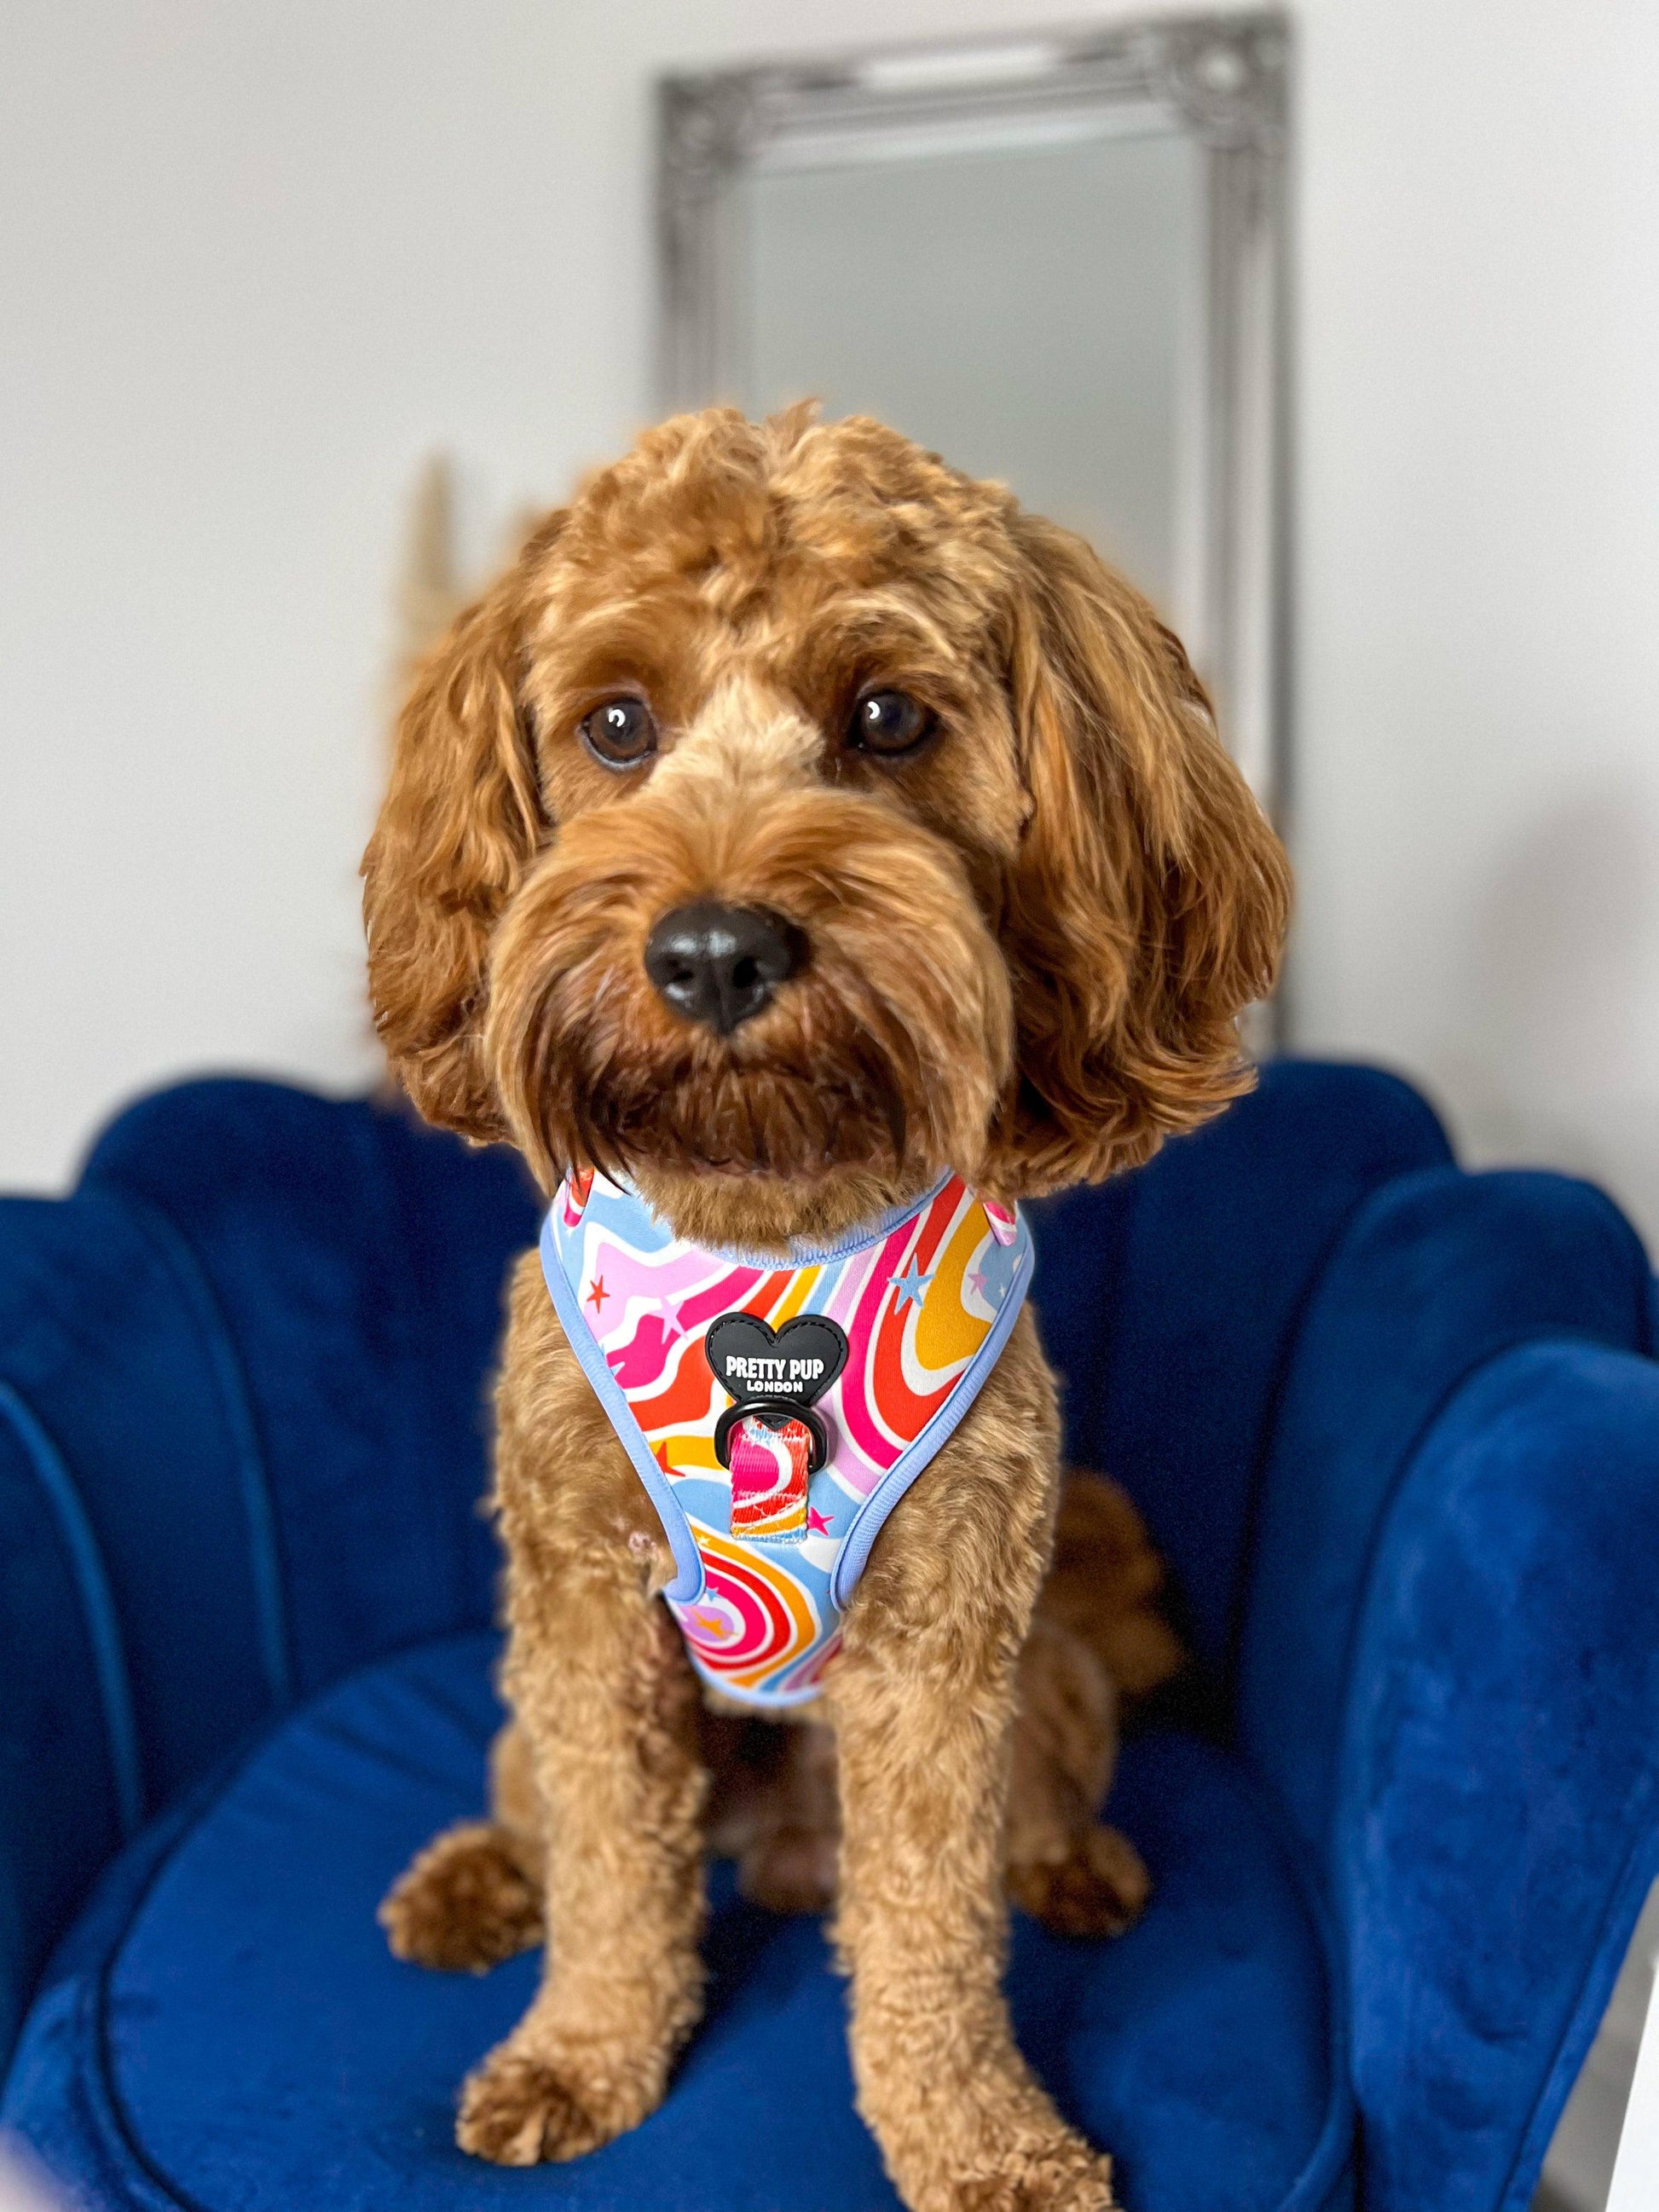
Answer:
[
  {"left": 1240, "top": 1163, "right": 1654, "bottom": 1845},
  {"left": 0, "top": 1192, "right": 288, "bottom": 2071},
  {"left": 0, "top": 1078, "right": 538, "bottom": 2076},
  {"left": 79, "top": 1079, "right": 538, "bottom": 1695},
  {"left": 1330, "top": 1340, "right": 1659, "bottom": 2212},
  {"left": 0, "top": 1387, "right": 130, "bottom": 2070},
  {"left": 1234, "top": 1151, "right": 1656, "bottom": 2212}
]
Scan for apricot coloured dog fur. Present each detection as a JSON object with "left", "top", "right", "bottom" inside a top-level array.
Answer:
[{"left": 363, "top": 406, "right": 1289, "bottom": 2211}]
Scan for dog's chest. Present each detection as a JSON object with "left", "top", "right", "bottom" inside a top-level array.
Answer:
[{"left": 540, "top": 1170, "right": 1032, "bottom": 1707}]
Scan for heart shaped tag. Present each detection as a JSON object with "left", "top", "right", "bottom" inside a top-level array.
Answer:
[
  {"left": 704, "top": 1312, "right": 849, "bottom": 1407},
  {"left": 704, "top": 1313, "right": 849, "bottom": 1479}
]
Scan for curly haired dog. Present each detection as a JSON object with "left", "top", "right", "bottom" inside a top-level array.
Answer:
[{"left": 363, "top": 405, "right": 1289, "bottom": 2211}]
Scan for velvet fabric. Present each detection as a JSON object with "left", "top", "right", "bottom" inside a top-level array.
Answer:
[
  {"left": 3, "top": 1635, "right": 1349, "bottom": 2212},
  {"left": 1, "top": 1061, "right": 1654, "bottom": 2212}
]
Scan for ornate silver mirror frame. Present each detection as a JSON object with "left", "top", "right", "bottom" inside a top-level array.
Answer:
[{"left": 656, "top": 13, "right": 1290, "bottom": 821}]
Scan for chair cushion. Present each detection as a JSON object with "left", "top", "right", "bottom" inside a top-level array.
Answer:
[{"left": 4, "top": 1635, "right": 1354, "bottom": 2212}]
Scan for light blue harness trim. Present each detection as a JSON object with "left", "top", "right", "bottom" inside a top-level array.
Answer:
[
  {"left": 540, "top": 1209, "right": 705, "bottom": 1603},
  {"left": 541, "top": 1175, "right": 1033, "bottom": 1706}
]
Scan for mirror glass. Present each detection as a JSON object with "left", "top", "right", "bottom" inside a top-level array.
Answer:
[
  {"left": 659, "top": 17, "right": 1287, "bottom": 817},
  {"left": 738, "top": 127, "right": 1204, "bottom": 623}
]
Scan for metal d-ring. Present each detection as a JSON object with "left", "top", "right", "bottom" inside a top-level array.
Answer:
[{"left": 714, "top": 1399, "right": 829, "bottom": 1474}]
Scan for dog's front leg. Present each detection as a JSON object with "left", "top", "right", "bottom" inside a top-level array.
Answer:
[
  {"left": 456, "top": 1268, "right": 708, "bottom": 2166},
  {"left": 830, "top": 1312, "right": 1116, "bottom": 2212},
  {"left": 456, "top": 1532, "right": 706, "bottom": 2165}
]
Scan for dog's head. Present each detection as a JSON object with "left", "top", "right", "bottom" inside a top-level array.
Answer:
[{"left": 363, "top": 407, "right": 1289, "bottom": 1245}]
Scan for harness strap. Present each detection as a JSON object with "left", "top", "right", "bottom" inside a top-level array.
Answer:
[{"left": 541, "top": 1170, "right": 1033, "bottom": 1707}]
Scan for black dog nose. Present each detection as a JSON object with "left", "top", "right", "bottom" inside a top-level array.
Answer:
[{"left": 644, "top": 902, "right": 804, "bottom": 1035}]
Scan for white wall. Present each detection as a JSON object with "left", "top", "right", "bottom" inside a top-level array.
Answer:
[
  {"left": 3, "top": 0, "right": 1657, "bottom": 1250},
  {"left": 1291, "top": 0, "right": 1659, "bottom": 1244}
]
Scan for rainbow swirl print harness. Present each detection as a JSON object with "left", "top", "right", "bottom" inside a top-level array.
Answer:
[{"left": 540, "top": 1170, "right": 1032, "bottom": 1708}]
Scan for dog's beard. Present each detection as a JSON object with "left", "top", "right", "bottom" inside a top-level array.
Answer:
[
  {"left": 581, "top": 1054, "right": 910, "bottom": 1186},
  {"left": 494, "top": 963, "right": 922, "bottom": 1192},
  {"left": 483, "top": 787, "right": 1014, "bottom": 1208}
]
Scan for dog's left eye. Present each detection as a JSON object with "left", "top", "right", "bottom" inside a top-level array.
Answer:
[
  {"left": 580, "top": 696, "right": 657, "bottom": 769},
  {"left": 847, "top": 690, "right": 934, "bottom": 758}
]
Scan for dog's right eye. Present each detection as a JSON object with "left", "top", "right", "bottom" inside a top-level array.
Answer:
[
  {"left": 580, "top": 697, "right": 657, "bottom": 769},
  {"left": 847, "top": 689, "right": 934, "bottom": 759}
]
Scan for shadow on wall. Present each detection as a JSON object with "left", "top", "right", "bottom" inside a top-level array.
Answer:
[{"left": 1441, "top": 783, "right": 1659, "bottom": 1239}]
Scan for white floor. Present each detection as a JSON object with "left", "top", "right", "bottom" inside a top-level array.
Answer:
[{"left": 1537, "top": 1884, "right": 1659, "bottom": 2212}]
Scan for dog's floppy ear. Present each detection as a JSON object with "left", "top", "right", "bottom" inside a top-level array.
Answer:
[
  {"left": 362, "top": 515, "right": 564, "bottom": 1141},
  {"left": 988, "top": 512, "right": 1291, "bottom": 1195}
]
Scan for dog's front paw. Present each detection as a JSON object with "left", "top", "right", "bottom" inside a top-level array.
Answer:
[
  {"left": 456, "top": 2051, "right": 603, "bottom": 2165},
  {"left": 923, "top": 2123, "right": 1115, "bottom": 2212},
  {"left": 456, "top": 2041, "right": 660, "bottom": 2166},
  {"left": 866, "top": 2069, "right": 1114, "bottom": 2212},
  {"left": 1007, "top": 1822, "right": 1151, "bottom": 1940},
  {"left": 379, "top": 1821, "right": 543, "bottom": 1972}
]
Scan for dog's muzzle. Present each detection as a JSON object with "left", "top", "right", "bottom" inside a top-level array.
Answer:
[{"left": 643, "top": 901, "right": 804, "bottom": 1035}]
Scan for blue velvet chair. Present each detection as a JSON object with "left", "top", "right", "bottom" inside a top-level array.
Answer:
[{"left": 2, "top": 1061, "right": 1656, "bottom": 2212}]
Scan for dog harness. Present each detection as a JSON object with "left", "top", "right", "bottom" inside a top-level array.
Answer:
[{"left": 540, "top": 1169, "right": 1033, "bottom": 1707}]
